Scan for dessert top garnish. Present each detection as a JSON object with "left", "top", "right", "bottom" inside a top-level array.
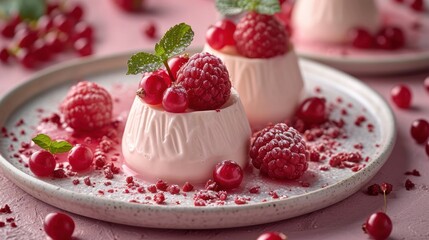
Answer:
[
  {"left": 126, "top": 22, "right": 194, "bottom": 78},
  {"left": 214, "top": 0, "right": 288, "bottom": 58}
]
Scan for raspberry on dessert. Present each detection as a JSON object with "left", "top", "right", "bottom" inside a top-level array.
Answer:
[
  {"left": 60, "top": 81, "right": 113, "bottom": 132},
  {"left": 250, "top": 123, "right": 309, "bottom": 180},
  {"left": 177, "top": 52, "right": 231, "bottom": 110},
  {"left": 234, "top": 12, "right": 288, "bottom": 58}
]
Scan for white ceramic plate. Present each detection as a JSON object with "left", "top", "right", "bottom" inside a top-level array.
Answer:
[
  {"left": 292, "top": 0, "right": 429, "bottom": 75},
  {"left": 0, "top": 51, "right": 396, "bottom": 229}
]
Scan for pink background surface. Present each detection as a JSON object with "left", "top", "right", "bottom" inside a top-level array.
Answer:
[{"left": 1, "top": 0, "right": 429, "bottom": 239}]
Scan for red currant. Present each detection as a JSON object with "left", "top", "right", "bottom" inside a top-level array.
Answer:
[
  {"left": 74, "top": 38, "right": 93, "bottom": 57},
  {"left": 16, "top": 49, "right": 37, "bottom": 69},
  {"left": 152, "top": 69, "right": 172, "bottom": 87},
  {"left": 168, "top": 55, "right": 189, "bottom": 80},
  {"left": 29, "top": 150, "right": 56, "bottom": 177},
  {"left": 72, "top": 22, "right": 94, "bottom": 41},
  {"left": 377, "top": 26, "right": 405, "bottom": 50},
  {"left": 113, "top": 0, "right": 144, "bottom": 12},
  {"left": 215, "top": 19, "right": 236, "bottom": 46},
  {"left": 68, "top": 144, "right": 94, "bottom": 171},
  {"left": 410, "top": 119, "right": 429, "bottom": 143},
  {"left": 0, "top": 14, "right": 21, "bottom": 38},
  {"left": 68, "top": 4, "right": 84, "bottom": 22},
  {"left": 0, "top": 48, "right": 10, "bottom": 63},
  {"left": 162, "top": 85, "right": 189, "bottom": 113},
  {"left": 16, "top": 29, "right": 38, "bottom": 49},
  {"left": 37, "top": 15, "right": 54, "bottom": 34},
  {"left": 144, "top": 22, "right": 157, "bottom": 39},
  {"left": 410, "top": 0, "right": 425, "bottom": 12},
  {"left": 257, "top": 232, "right": 287, "bottom": 240},
  {"left": 348, "top": 28, "right": 374, "bottom": 49},
  {"left": 363, "top": 212, "right": 392, "bottom": 240},
  {"left": 54, "top": 14, "right": 74, "bottom": 35},
  {"left": 424, "top": 76, "right": 429, "bottom": 93},
  {"left": 425, "top": 140, "right": 429, "bottom": 157},
  {"left": 296, "top": 97, "right": 327, "bottom": 125},
  {"left": 33, "top": 39, "right": 53, "bottom": 62},
  {"left": 206, "top": 26, "right": 226, "bottom": 50},
  {"left": 138, "top": 73, "right": 168, "bottom": 105},
  {"left": 391, "top": 84, "right": 412, "bottom": 108},
  {"left": 213, "top": 160, "right": 243, "bottom": 190},
  {"left": 44, "top": 212, "right": 75, "bottom": 240},
  {"left": 45, "top": 32, "right": 67, "bottom": 53}
]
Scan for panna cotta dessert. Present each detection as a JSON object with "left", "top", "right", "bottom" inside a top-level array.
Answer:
[
  {"left": 205, "top": 1, "right": 304, "bottom": 129},
  {"left": 292, "top": 0, "right": 381, "bottom": 44},
  {"left": 122, "top": 23, "right": 251, "bottom": 183},
  {"left": 122, "top": 88, "right": 251, "bottom": 183}
]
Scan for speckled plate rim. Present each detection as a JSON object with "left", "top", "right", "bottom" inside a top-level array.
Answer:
[{"left": 0, "top": 50, "right": 396, "bottom": 229}]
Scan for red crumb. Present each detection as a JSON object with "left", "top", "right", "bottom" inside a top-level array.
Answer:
[
  {"left": 156, "top": 180, "right": 168, "bottom": 191},
  {"left": 354, "top": 143, "right": 364, "bottom": 150},
  {"left": 194, "top": 199, "right": 206, "bottom": 207},
  {"left": 405, "top": 169, "right": 421, "bottom": 176},
  {"left": 249, "top": 186, "right": 260, "bottom": 194},
  {"left": 354, "top": 115, "right": 366, "bottom": 126},
  {"left": 10, "top": 222, "right": 17, "bottom": 228},
  {"left": 0, "top": 204, "right": 12, "bottom": 214},
  {"left": 405, "top": 179, "right": 415, "bottom": 190},
  {"left": 234, "top": 197, "right": 248, "bottom": 205},
  {"left": 367, "top": 124, "right": 374, "bottom": 132},
  {"left": 182, "top": 182, "right": 194, "bottom": 192},
  {"left": 269, "top": 191, "right": 279, "bottom": 199},
  {"left": 0, "top": 222, "right": 5, "bottom": 227},
  {"left": 205, "top": 179, "right": 220, "bottom": 191},
  {"left": 147, "top": 185, "right": 157, "bottom": 193},
  {"left": 154, "top": 193, "right": 165, "bottom": 204},
  {"left": 168, "top": 185, "right": 180, "bottom": 195},
  {"left": 72, "top": 179, "right": 80, "bottom": 185},
  {"left": 366, "top": 184, "right": 381, "bottom": 196},
  {"left": 126, "top": 176, "right": 134, "bottom": 184},
  {"left": 137, "top": 187, "right": 145, "bottom": 193},
  {"left": 98, "top": 190, "right": 104, "bottom": 195},
  {"left": 84, "top": 177, "right": 91, "bottom": 186},
  {"left": 314, "top": 87, "right": 321, "bottom": 93},
  {"left": 6, "top": 217, "right": 14, "bottom": 222},
  {"left": 53, "top": 169, "right": 67, "bottom": 178}
]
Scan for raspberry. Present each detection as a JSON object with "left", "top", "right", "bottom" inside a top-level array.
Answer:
[
  {"left": 60, "top": 81, "right": 113, "bottom": 132},
  {"left": 177, "top": 52, "right": 231, "bottom": 110},
  {"left": 234, "top": 12, "right": 288, "bottom": 58},
  {"left": 250, "top": 123, "right": 309, "bottom": 180}
]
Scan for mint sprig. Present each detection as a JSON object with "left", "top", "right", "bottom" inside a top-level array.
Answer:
[
  {"left": 32, "top": 134, "right": 73, "bottom": 154},
  {"left": 0, "top": 0, "right": 46, "bottom": 21},
  {"left": 216, "top": 0, "right": 281, "bottom": 15},
  {"left": 127, "top": 23, "right": 194, "bottom": 79}
]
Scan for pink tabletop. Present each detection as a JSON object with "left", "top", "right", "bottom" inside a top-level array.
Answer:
[{"left": 1, "top": 0, "right": 429, "bottom": 239}]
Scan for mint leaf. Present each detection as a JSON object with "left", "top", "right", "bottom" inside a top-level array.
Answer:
[
  {"left": 216, "top": 0, "right": 243, "bottom": 15},
  {"left": 32, "top": 134, "right": 52, "bottom": 150},
  {"left": 127, "top": 52, "right": 163, "bottom": 75},
  {"left": 17, "top": 0, "right": 45, "bottom": 21},
  {"left": 49, "top": 141, "right": 73, "bottom": 154},
  {"left": 216, "top": 0, "right": 280, "bottom": 15},
  {"left": 254, "top": 0, "right": 280, "bottom": 15},
  {"left": 154, "top": 23, "right": 194, "bottom": 62}
]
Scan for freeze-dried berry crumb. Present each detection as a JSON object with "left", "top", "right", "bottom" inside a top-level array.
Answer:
[
  {"left": 147, "top": 184, "right": 157, "bottom": 193},
  {"left": 405, "top": 179, "right": 415, "bottom": 190},
  {"left": 168, "top": 185, "right": 180, "bottom": 195},
  {"left": 249, "top": 186, "right": 260, "bottom": 194},
  {"left": 380, "top": 182, "right": 393, "bottom": 195},
  {"left": 72, "top": 179, "right": 80, "bottom": 185},
  {"left": 367, "top": 184, "right": 381, "bottom": 196},
  {"left": 405, "top": 169, "right": 421, "bottom": 176},
  {"left": 84, "top": 177, "right": 91, "bottom": 186},
  {"left": 156, "top": 180, "right": 168, "bottom": 191},
  {"left": 0, "top": 222, "right": 5, "bottom": 227},
  {"left": 205, "top": 179, "right": 220, "bottom": 191},
  {"left": 154, "top": 193, "right": 165, "bottom": 204},
  {"left": 0, "top": 204, "right": 12, "bottom": 214},
  {"left": 182, "top": 182, "right": 194, "bottom": 192},
  {"left": 234, "top": 197, "right": 248, "bottom": 205}
]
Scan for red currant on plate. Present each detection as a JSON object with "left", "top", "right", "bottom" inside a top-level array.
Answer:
[
  {"left": 257, "top": 232, "right": 287, "bottom": 240},
  {"left": 363, "top": 212, "right": 392, "bottom": 240},
  {"left": 44, "top": 212, "right": 75, "bottom": 240},
  {"left": 68, "top": 144, "right": 94, "bottom": 171},
  {"left": 29, "top": 150, "right": 56, "bottom": 177},
  {"left": 348, "top": 27, "right": 374, "bottom": 49},
  {"left": 206, "top": 26, "right": 226, "bottom": 50},
  {"left": 410, "top": 119, "right": 429, "bottom": 144},
  {"left": 391, "top": 84, "right": 412, "bottom": 108},
  {"left": 162, "top": 85, "right": 189, "bottom": 113},
  {"left": 213, "top": 160, "right": 243, "bottom": 190},
  {"left": 296, "top": 97, "right": 327, "bottom": 125},
  {"left": 137, "top": 73, "right": 169, "bottom": 105}
]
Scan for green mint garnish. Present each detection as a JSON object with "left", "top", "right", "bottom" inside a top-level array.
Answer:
[
  {"left": 0, "top": 0, "right": 46, "bottom": 21},
  {"left": 127, "top": 23, "right": 194, "bottom": 80},
  {"left": 32, "top": 133, "right": 73, "bottom": 154},
  {"left": 216, "top": 0, "right": 281, "bottom": 15}
]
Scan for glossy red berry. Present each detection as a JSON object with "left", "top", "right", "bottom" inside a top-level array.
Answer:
[
  {"left": 138, "top": 73, "right": 168, "bottom": 105},
  {"left": 391, "top": 84, "right": 412, "bottom": 108},
  {"left": 33, "top": 39, "right": 53, "bottom": 62},
  {"left": 213, "top": 160, "right": 243, "bottom": 190},
  {"left": 29, "top": 150, "right": 56, "bottom": 177},
  {"left": 348, "top": 28, "right": 374, "bottom": 49},
  {"left": 152, "top": 69, "right": 172, "bottom": 87},
  {"left": 215, "top": 19, "right": 236, "bottom": 46},
  {"left": 410, "top": 119, "right": 429, "bottom": 144},
  {"left": 206, "top": 26, "right": 226, "bottom": 50},
  {"left": 257, "top": 232, "right": 287, "bottom": 240},
  {"left": 44, "top": 212, "right": 75, "bottom": 240},
  {"left": 53, "top": 14, "right": 74, "bottom": 35},
  {"left": 45, "top": 32, "right": 67, "bottom": 53},
  {"left": 363, "top": 212, "right": 392, "bottom": 240},
  {"left": 16, "top": 49, "right": 37, "bottom": 69},
  {"left": 73, "top": 38, "right": 93, "bottom": 57},
  {"left": 0, "top": 14, "right": 20, "bottom": 38},
  {"left": 144, "top": 22, "right": 157, "bottom": 39},
  {"left": 0, "top": 48, "right": 10, "bottom": 63},
  {"left": 68, "top": 4, "right": 84, "bottom": 22},
  {"left": 377, "top": 26, "right": 405, "bottom": 50},
  {"left": 68, "top": 144, "right": 94, "bottom": 171},
  {"left": 37, "top": 15, "right": 54, "bottom": 34},
  {"left": 73, "top": 22, "right": 94, "bottom": 41},
  {"left": 16, "top": 29, "right": 38, "bottom": 49},
  {"left": 410, "top": 0, "right": 425, "bottom": 12},
  {"left": 296, "top": 97, "right": 327, "bottom": 125},
  {"left": 168, "top": 55, "right": 189, "bottom": 80},
  {"left": 162, "top": 85, "right": 189, "bottom": 113}
]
